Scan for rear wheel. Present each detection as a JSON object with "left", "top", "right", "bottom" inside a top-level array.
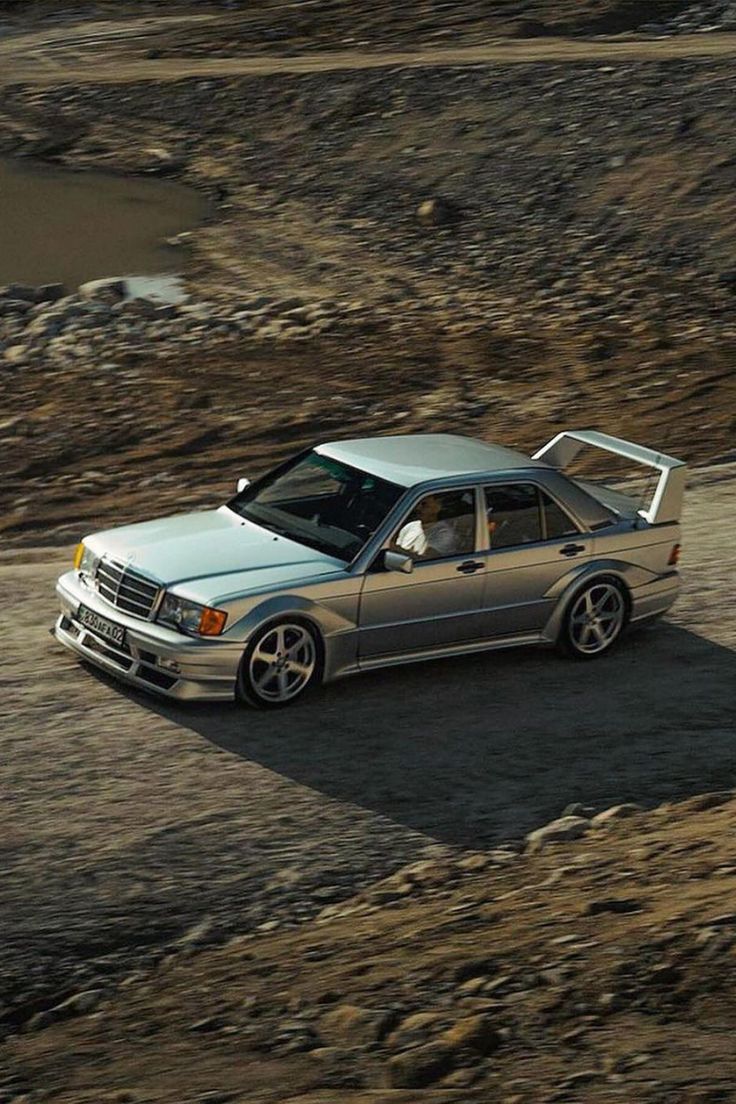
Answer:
[
  {"left": 238, "top": 619, "right": 321, "bottom": 708},
  {"left": 559, "top": 578, "right": 627, "bottom": 659}
]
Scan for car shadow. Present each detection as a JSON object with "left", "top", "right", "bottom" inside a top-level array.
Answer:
[{"left": 106, "top": 622, "right": 736, "bottom": 848}]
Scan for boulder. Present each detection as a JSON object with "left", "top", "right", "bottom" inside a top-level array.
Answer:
[
  {"left": 0, "top": 300, "right": 32, "bottom": 317},
  {"left": 318, "top": 1003, "right": 395, "bottom": 1047},
  {"left": 456, "top": 853, "right": 491, "bottom": 872},
  {"left": 3, "top": 345, "right": 29, "bottom": 364},
  {"left": 440, "top": 1014, "right": 502, "bottom": 1055},
  {"left": 386, "top": 1011, "right": 445, "bottom": 1050},
  {"left": 56, "top": 989, "right": 105, "bottom": 1016},
  {"left": 141, "top": 146, "right": 184, "bottom": 175},
  {"left": 117, "top": 298, "right": 158, "bottom": 320},
  {"left": 591, "top": 804, "right": 643, "bottom": 826},
  {"left": 563, "top": 802, "right": 597, "bottom": 819},
  {"left": 453, "top": 956, "right": 498, "bottom": 984},
  {"left": 27, "top": 988, "right": 105, "bottom": 1029},
  {"left": 0, "top": 283, "right": 37, "bottom": 302},
  {"left": 78, "top": 278, "right": 125, "bottom": 302},
  {"left": 417, "top": 197, "right": 461, "bottom": 228},
  {"left": 36, "top": 283, "right": 66, "bottom": 303},
  {"left": 525, "top": 816, "right": 590, "bottom": 852},
  {"left": 385, "top": 1041, "right": 455, "bottom": 1088}
]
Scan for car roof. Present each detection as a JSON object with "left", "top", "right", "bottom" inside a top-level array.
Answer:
[{"left": 317, "top": 433, "right": 547, "bottom": 488}]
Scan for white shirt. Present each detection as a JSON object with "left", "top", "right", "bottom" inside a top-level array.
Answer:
[{"left": 396, "top": 519, "right": 458, "bottom": 557}]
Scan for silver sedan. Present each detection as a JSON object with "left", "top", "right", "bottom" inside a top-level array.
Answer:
[{"left": 54, "top": 430, "right": 685, "bottom": 707}]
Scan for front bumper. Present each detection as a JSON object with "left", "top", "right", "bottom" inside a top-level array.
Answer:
[{"left": 55, "top": 571, "right": 242, "bottom": 701}]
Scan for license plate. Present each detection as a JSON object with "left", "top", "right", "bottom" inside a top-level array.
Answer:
[{"left": 77, "top": 604, "right": 126, "bottom": 648}]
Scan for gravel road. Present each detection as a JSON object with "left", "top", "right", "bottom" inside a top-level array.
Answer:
[
  {"left": 2, "top": 463, "right": 734, "bottom": 1032},
  {"left": 5, "top": 18, "right": 736, "bottom": 86}
]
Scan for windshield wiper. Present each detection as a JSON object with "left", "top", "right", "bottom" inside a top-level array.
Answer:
[
  {"left": 241, "top": 512, "right": 293, "bottom": 540},
  {"left": 297, "top": 535, "right": 353, "bottom": 561},
  {"left": 242, "top": 508, "right": 349, "bottom": 561}
]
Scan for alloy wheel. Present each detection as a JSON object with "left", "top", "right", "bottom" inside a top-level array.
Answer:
[
  {"left": 247, "top": 622, "right": 317, "bottom": 704},
  {"left": 568, "top": 582, "right": 625, "bottom": 656}
]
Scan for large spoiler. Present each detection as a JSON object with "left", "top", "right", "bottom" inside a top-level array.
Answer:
[{"left": 532, "top": 430, "right": 686, "bottom": 525}]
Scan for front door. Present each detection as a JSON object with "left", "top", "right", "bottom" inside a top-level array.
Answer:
[
  {"left": 358, "top": 488, "right": 485, "bottom": 660},
  {"left": 480, "top": 482, "right": 591, "bottom": 637}
]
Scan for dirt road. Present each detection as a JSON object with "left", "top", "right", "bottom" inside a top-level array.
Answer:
[
  {"left": 2, "top": 463, "right": 734, "bottom": 1032},
  {"left": 5, "top": 16, "right": 736, "bottom": 86}
]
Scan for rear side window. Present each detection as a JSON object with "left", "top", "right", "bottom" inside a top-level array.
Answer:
[
  {"left": 542, "top": 491, "right": 580, "bottom": 539},
  {"left": 484, "top": 484, "right": 541, "bottom": 549},
  {"left": 484, "top": 484, "right": 582, "bottom": 549}
]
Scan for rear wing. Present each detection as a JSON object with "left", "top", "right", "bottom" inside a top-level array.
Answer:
[{"left": 532, "top": 430, "right": 686, "bottom": 525}]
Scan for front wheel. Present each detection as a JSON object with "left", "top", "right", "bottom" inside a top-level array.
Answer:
[
  {"left": 559, "top": 579, "right": 627, "bottom": 659},
  {"left": 238, "top": 619, "right": 322, "bottom": 708}
]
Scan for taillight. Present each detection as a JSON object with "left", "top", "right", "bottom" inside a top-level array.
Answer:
[{"left": 668, "top": 543, "right": 681, "bottom": 566}]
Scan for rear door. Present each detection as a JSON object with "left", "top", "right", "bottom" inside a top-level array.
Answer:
[
  {"left": 358, "top": 487, "right": 486, "bottom": 659},
  {"left": 480, "top": 482, "right": 592, "bottom": 637}
]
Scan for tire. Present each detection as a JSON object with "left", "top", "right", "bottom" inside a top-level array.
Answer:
[
  {"left": 558, "top": 577, "right": 628, "bottom": 660},
  {"left": 237, "top": 617, "right": 323, "bottom": 708}
]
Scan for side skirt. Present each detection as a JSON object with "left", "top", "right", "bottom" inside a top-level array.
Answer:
[{"left": 354, "top": 632, "right": 543, "bottom": 674}]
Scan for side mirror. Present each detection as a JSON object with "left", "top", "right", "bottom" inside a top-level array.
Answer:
[
  {"left": 236, "top": 477, "right": 251, "bottom": 494},
  {"left": 384, "top": 550, "right": 414, "bottom": 575}
]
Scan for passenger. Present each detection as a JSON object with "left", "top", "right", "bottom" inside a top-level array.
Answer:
[
  {"left": 487, "top": 508, "right": 499, "bottom": 547},
  {"left": 395, "top": 494, "right": 460, "bottom": 558}
]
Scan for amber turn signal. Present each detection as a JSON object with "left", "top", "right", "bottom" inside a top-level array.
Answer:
[
  {"left": 198, "top": 606, "right": 228, "bottom": 636},
  {"left": 73, "top": 542, "right": 85, "bottom": 569},
  {"left": 668, "top": 543, "right": 681, "bottom": 566}
]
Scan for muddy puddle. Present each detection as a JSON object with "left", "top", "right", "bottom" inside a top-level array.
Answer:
[{"left": 0, "top": 157, "right": 208, "bottom": 290}]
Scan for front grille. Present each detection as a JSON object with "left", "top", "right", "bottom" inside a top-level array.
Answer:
[{"left": 95, "top": 558, "right": 161, "bottom": 620}]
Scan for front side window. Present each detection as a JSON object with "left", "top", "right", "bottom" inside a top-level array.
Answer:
[
  {"left": 484, "top": 484, "right": 541, "bottom": 549},
  {"left": 392, "top": 489, "right": 476, "bottom": 562},
  {"left": 229, "top": 449, "right": 404, "bottom": 562}
]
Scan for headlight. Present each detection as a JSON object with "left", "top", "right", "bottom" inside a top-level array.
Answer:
[
  {"left": 157, "top": 593, "right": 228, "bottom": 636},
  {"left": 74, "top": 542, "right": 100, "bottom": 578}
]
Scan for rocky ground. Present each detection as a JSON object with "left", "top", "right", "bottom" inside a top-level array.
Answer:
[
  {"left": 124, "top": 0, "right": 736, "bottom": 49},
  {"left": 8, "top": 793, "right": 736, "bottom": 1103},
  {"left": 2, "top": 3, "right": 736, "bottom": 1101},
  {"left": 4, "top": 1, "right": 736, "bottom": 46},
  {"left": 3, "top": 26, "right": 736, "bottom": 545}
]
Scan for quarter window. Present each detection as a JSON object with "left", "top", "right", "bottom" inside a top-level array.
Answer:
[
  {"left": 484, "top": 484, "right": 541, "bottom": 549},
  {"left": 392, "top": 489, "right": 476, "bottom": 562},
  {"left": 542, "top": 491, "right": 579, "bottom": 539}
]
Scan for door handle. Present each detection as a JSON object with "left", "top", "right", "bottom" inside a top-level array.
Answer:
[
  {"left": 560, "top": 544, "right": 585, "bottom": 557},
  {"left": 457, "top": 560, "right": 484, "bottom": 574}
]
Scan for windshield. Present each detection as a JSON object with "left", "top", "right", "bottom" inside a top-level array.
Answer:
[{"left": 227, "top": 449, "right": 405, "bottom": 563}]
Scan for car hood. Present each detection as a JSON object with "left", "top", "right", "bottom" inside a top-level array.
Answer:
[{"left": 86, "top": 507, "right": 347, "bottom": 600}]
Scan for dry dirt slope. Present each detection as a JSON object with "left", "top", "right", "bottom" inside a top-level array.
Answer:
[
  {"left": 9, "top": 793, "right": 736, "bottom": 1104},
  {"left": 1, "top": 464, "right": 735, "bottom": 1101},
  {"left": 0, "top": 0, "right": 719, "bottom": 49}
]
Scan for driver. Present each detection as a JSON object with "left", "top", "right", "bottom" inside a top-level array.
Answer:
[{"left": 395, "top": 493, "right": 460, "bottom": 558}]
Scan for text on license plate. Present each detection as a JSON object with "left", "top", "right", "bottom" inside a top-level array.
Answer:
[{"left": 77, "top": 604, "right": 126, "bottom": 647}]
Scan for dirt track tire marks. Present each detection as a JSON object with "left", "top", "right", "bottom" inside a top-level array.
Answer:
[{"left": 4, "top": 23, "right": 736, "bottom": 86}]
